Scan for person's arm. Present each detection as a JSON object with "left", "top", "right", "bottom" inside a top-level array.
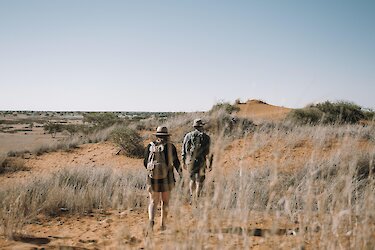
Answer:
[
  {"left": 143, "top": 143, "right": 151, "bottom": 168},
  {"left": 181, "top": 134, "right": 189, "bottom": 170},
  {"left": 207, "top": 154, "right": 213, "bottom": 172},
  {"left": 171, "top": 144, "right": 182, "bottom": 177},
  {"left": 205, "top": 135, "right": 213, "bottom": 171}
]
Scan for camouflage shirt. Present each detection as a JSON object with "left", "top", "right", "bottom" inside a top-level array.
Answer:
[{"left": 182, "top": 129, "right": 211, "bottom": 171}]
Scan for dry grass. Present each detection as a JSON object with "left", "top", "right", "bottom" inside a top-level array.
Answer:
[
  {"left": 0, "top": 156, "right": 28, "bottom": 175},
  {"left": 0, "top": 167, "right": 146, "bottom": 238},
  {"left": 5, "top": 125, "right": 118, "bottom": 157},
  {"left": 0, "top": 113, "right": 374, "bottom": 248}
]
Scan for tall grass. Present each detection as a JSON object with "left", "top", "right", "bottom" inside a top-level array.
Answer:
[
  {"left": 0, "top": 113, "right": 374, "bottom": 248},
  {"left": 0, "top": 167, "right": 146, "bottom": 237},
  {"left": 161, "top": 121, "right": 375, "bottom": 249}
]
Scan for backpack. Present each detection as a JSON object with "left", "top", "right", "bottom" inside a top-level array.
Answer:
[
  {"left": 186, "top": 130, "right": 205, "bottom": 162},
  {"left": 146, "top": 142, "right": 170, "bottom": 179}
]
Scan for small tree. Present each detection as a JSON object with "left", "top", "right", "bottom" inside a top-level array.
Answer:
[
  {"left": 44, "top": 122, "right": 63, "bottom": 138},
  {"left": 110, "top": 127, "right": 144, "bottom": 158},
  {"left": 83, "top": 112, "right": 120, "bottom": 128}
]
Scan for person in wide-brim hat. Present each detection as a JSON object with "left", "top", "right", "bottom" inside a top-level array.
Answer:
[
  {"left": 153, "top": 126, "right": 170, "bottom": 136},
  {"left": 144, "top": 126, "right": 182, "bottom": 232}
]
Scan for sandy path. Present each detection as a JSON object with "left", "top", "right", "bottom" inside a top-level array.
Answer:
[{"left": 0, "top": 205, "right": 303, "bottom": 249}]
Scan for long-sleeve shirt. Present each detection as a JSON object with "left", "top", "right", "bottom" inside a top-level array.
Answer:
[{"left": 181, "top": 129, "right": 210, "bottom": 166}]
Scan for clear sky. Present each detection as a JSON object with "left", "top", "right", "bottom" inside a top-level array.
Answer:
[{"left": 0, "top": 0, "right": 374, "bottom": 111}]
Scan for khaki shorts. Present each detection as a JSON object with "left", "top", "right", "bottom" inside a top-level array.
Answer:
[{"left": 189, "top": 166, "right": 206, "bottom": 183}]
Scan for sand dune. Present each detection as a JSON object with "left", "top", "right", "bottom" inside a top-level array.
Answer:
[{"left": 235, "top": 99, "right": 292, "bottom": 121}]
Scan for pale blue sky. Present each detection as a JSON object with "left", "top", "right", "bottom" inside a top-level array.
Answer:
[{"left": 0, "top": 0, "right": 374, "bottom": 111}]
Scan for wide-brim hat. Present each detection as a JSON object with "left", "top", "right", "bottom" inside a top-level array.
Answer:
[
  {"left": 193, "top": 118, "right": 205, "bottom": 127},
  {"left": 153, "top": 126, "right": 170, "bottom": 136}
]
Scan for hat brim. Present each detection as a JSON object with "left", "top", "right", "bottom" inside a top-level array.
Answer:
[
  {"left": 154, "top": 132, "right": 170, "bottom": 136},
  {"left": 193, "top": 123, "right": 205, "bottom": 127}
]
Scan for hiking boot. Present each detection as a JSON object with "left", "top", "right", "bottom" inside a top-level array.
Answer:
[
  {"left": 149, "top": 221, "right": 154, "bottom": 228},
  {"left": 145, "top": 221, "right": 154, "bottom": 237},
  {"left": 189, "top": 194, "right": 193, "bottom": 205},
  {"left": 148, "top": 221, "right": 154, "bottom": 231}
]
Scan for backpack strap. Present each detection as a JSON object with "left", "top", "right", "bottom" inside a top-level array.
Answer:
[
  {"left": 149, "top": 142, "right": 156, "bottom": 152},
  {"left": 148, "top": 142, "right": 156, "bottom": 164}
]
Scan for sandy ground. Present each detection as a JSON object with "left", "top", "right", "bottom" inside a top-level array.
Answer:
[
  {"left": 0, "top": 141, "right": 307, "bottom": 249},
  {"left": 0, "top": 206, "right": 303, "bottom": 249},
  {"left": 0, "top": 131, "right": 64, "bottom": 156}
]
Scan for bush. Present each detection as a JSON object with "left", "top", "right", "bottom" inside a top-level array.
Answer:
[
  {"left": 83, "top": 112, "right": 121, "bottom": 128},
  {"left": 63, "top": 124, "right": 92, "bottom": 135},
  {"left": 315, "top": 101, "right": 364, "bottom": 124},
  {"left": 209, "top": 101, "right": 240, "bottom": 114},
  {"left": 43, "top": 122, "right": 63, "bottom": 137},
  {"left": 288, "top": 101, "right": 365, "bottom": 125},
  {"left": 287, "top": 107, "right": 324, "bottom": 125},
  {"left": 110, "top": 127, "right": 144, "bottom": 158},
  {"left": 0, "top": 157, "right": 28, "bottom": 174},
  {"left": 363, "top": 109, "right": 375, "bottom": 121},
  {"left": 207, "top": 112, "right": 256, "bottom": 138}
]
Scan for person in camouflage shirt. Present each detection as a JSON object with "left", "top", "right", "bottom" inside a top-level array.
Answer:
[{"left": 182, "top": 118, "right": 212, "bottom": 199}]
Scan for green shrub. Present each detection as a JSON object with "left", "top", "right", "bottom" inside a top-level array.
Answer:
[
  {"left": 287, "top": 107, "right": 324, "bottom": 125},
  {"left": 83, "top": 112, "right": 121, "bottom": 128},
  {"left": 288, "top": 101, "right": 366, "bottom": 125},
  {"left": 63, "top": 124, "right": 94, "bottom": 135},
  {"left": 363, "top": 109, "right": 375, "bottom": 121},
  {"left": 209, "top": 101, "right": 240, "bottom": 114},
  {"left": 315, "top": 101, "right": 364, "bottom": 124},
  {"left": 110, "top": 127, "right": 144, "bottom": 158},
  {"left": 43, "top": 122, "right": 63, "bottom": 137}
]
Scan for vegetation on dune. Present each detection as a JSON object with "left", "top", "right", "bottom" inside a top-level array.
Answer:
[
  {"left": 288, "top": 100, "right": 374, "bottom": 125},
  {"left": 209, "top": 101, "right": 240, "bottom": 114},
  {"left": 363, "top": 108, "right": 375, "bottom": 121}
]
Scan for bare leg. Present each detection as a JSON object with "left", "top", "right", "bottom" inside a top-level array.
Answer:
[
  {"left": 160, "top": 191, "right": 170, "bottom": 230},
  {"left": 189, "top": 179, "right": 196, "bottom": 197},
  {"left": 196, "top": 181, "right": 203, "bottom": 197},
  {"left": 148, "top": 191, "right": 160, "bottom": 228}
]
